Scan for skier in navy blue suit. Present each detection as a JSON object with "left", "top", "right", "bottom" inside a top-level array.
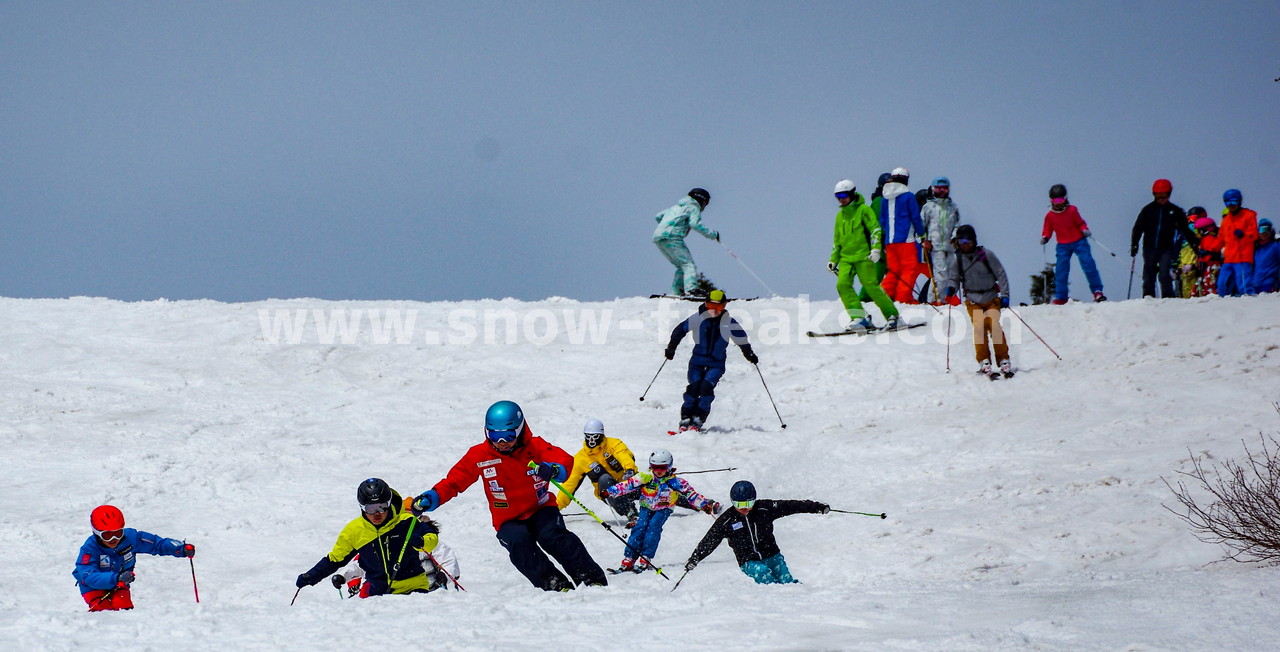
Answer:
[
  {"left": 73, "top": 505, "right": 194, "bottom": 611},
  {"left": 665, "top": 290, "right": 756, "bottom": 431}
]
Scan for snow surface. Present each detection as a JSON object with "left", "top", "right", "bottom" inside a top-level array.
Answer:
[{"left": 4, "top": 294, "right": 1280, "bottom": 651}]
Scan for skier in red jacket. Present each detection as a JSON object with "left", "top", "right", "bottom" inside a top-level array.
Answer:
[{"left": 413, "top": 400, "right": 608, "bottom": 591}]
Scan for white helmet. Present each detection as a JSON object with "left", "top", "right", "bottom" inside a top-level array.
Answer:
[
  {"left": 649, "top": 449, "right": 673, "bottom": 467},
  {"left": 891, "top": 167, "right": 909, "bottom": 179},
  {"left": 833, "top": 179, "right": 855, "bottom": 194}
]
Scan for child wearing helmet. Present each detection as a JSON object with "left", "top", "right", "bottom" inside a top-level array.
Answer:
[
  {"left": 682, "top": 480, "right": 829, "bottom": 585},
  {"left": 1178, "top": 207, "right": 1209, "bottom": 298},
  {"left": 1253, "top": 219, "right": 1279, "bottom": 293},
  {"left": 330, "top": 511, "right": 463, "bottom": 596},
  {"left": 73, "top": 505, "right": 195, "bottom": 611},
  {"left": 665, "top": 290, "right": 757, "bottom": 431},
  {"left": 1217, "top": 188, "right": 1258, "bottom": 296},
  {"left": 295, "top": 478, "right": 441, "bottom": 597},
  {"left": 604, "top": 449, "right": 721, "bottom": 573},
  {"left": 653, "top": 188, "right": 720, "bottom": 297},
  {"left": 555, "top": 418, "right": 641, "bottom": 527},
  {"left": 1194, "top": 217, "right": 1223, "bottom": 296},
  {"left": 1041, "top": 184, "right": 1106, "bottom": 303}
]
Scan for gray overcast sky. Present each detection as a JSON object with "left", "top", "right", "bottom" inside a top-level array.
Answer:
[{"left": 3, "top": 1, "right": 1277, "bottom": 303}]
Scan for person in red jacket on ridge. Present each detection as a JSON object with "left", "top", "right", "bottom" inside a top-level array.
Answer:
[
  {"left": 413, "top": 400, "right": 608, "bottom": 591},
  {"left": 1041, "top": 184, "right": 1106, "bottom": 303}
]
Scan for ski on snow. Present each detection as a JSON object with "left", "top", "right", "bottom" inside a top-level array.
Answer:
[
  {"left": 807, "top": 322, "right": 927, "bottom": 338},
  {"left": 649, "top": 294, "right": 760, "bottom": 302}
]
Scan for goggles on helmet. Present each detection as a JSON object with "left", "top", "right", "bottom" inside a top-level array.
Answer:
[
  {"left": 1224, "top": 199, "right": 1241, "bottom": 207},
  {"left": 834, "top": 191, "right": 853, "bottom": 200},
  {"left": 94, "top": 527, "right": 124, "bottom": 543},
  {"left": 732, "top": 499, "right": 756, "bottom": 510}
]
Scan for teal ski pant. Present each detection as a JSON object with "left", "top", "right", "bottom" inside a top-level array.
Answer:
[
  {"left": 741, "top": 553, "right": 798, "bottom": 584},
  {"left": 836, "top": 260, "right": 898, "bottom": 320},
  {"left": 656, "top": 238, "right": 698, "bottom": 295}
]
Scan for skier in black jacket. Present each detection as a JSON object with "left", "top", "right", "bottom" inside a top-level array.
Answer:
[
  {"left": 1131, "top": 178, "right": 1198, "bottom": 298},
  {"left": 682, "top": 480, "right": 827, "bottom": 584}
]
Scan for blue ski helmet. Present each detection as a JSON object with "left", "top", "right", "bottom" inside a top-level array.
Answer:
[
  {"left": 484, "top": 400, "right": 526, "bottom": 450},
  {"left": 730, "top": 480, "right": 757, "bottom": 502},
  {"left": 1223, "top": 188, "right": 1243, "bottom": 207},
  {"left": 932, "top": 176, "right": 950, "bottom": 188}
]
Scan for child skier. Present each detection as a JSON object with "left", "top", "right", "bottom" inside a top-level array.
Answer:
[
  {"left": 331, "top": 512, "right": 462, "bottom": 596},
  {"left": 828, "top": 179, "right": 901, "bottom": 332},
  {"left": 1217, "top": 188, "right": 1259, "bottom": 296},
  {"left": 1194, "top": 217, "right": 1222, "bottom": 296},
  {"left": 653, "top": 188, "right": 719, "bottom": 297},
  {"left": 943, "top": 224, "right": 1014, "bottom": 379},
  {"left": 556, "top": 418, "right": 641, "bottom": 527},
  {"left": 295, "top": 478, "right": 440, "bottom": 596},
  {"left": 1253, "top": 219, "right": 1280, "bottom": 294},
  {"left": 1178, "top": 207, "right": 1208, "bottom": 298},
  {"left": 665, "top": 289, "right": 757, "bottom": 431},
  {"left": 604, "top": 449, "right": 721, "bottom": 573},
  {"left": 73, "top": 505, "right": 195, "bottom": 611},
  {"left": 683, "top": 480, "right": 829, "bottom": 585},
  {"left": 1040, "top": 184, "right": 1106, "bottom": 303}
]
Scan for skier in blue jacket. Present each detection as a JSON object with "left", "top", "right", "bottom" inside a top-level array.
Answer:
[
  {"left": 653, "top": 188, "right": 719, "bottom": 297},
  {"left": 1253, "top": 219, "right": 1280, "bottom": 293},
  {"left": 73, "top": 505, "right": 194, "bottom": 611},
  {"left": 665, "top": 290, "right": 756, "bottom": 431}
]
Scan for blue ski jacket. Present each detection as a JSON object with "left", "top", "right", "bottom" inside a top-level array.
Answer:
[
  {"left": 73, "top": 529, "right": 186, "bottom": 594},
  {"left": 668, "top": 306, "right": 752, "bottom": 367},
  {"left": 881, "top": 182, "right": 924, "bottom": 244}
]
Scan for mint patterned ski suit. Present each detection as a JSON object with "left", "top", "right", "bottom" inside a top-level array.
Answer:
[{"left": 653, "top": 196, "right": 719, "bottom": 295}]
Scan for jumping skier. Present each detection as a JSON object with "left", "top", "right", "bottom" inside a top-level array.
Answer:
[
  {"left": 653, "top": 188, "right": 719, "bottom": 297},
  {"left": 665, "top": 289, "right": 757, "bottom": 431},
  {"left": 73, "top": 505, "right": 195, "bottom": 611}
]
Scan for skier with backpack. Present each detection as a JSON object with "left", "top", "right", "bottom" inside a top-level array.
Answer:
[
  {"left": 943, "top": 224, "right": 1014, "bottom": 379},
  {"left": 828, "top": 179, "right": 902, "bottom": 333},
  {"left": 682, "top": 480, "right": 829, "bottom": 585},
  {"left": 665, "top": 290, "right": 758, "bottom": 431},
  {"left": 295, "top": 478, "right": 440, "bottom": 596},
  {"left": 1041, "top": 184, "right": 1106, "bottom": 303},
  {"left": 653, "top": 188, "right": 719, "bottom": 297},
  {"left": 603, "top": 449, "right": 721, "bottom": 573},
  {"left": 555, "top": 418, "right": 641, "bottom": 528},
  {"left": 412, "top": 401, "right": 608, "bottom": 591},
  {"left": 73, "top": 505, "right": 195, "bottom": 611}
]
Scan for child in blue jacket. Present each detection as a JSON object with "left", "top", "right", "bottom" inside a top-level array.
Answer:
[{"left": 73, "top": 505, "right": 194, "bottom": 611}]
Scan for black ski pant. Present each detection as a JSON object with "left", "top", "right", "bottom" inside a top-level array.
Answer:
[
  {"left": 1142, "top": 249, "right": 1177, "bottom": 298},
  {"left": 495, "top": 505, "right": 607, "bottom": 591}
]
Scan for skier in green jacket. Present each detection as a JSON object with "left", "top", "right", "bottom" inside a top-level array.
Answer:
[{"left": 829, "top": 179, "right": 901, "bottom": 332}]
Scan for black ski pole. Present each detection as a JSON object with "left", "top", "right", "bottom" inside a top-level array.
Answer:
[
  {"left": 671, "top": 567, "right": 692, "bottom": 592},
  {"left": 675, "top": 467, "right": 737, "bottom": 475},
  {"left": 290, "top": 587, "right": 302, "bottom": 606},
  {"left": 1127, "top": 256, "right": 1136, "bottom": 299},
  {"left": 830, "top": 509, "right": 887, "bottom": 519},
  {"left": 752, "top": 363, "right": 786, "bottom": 429},
  {"left": 529, "top": 462, "right": 669, "bottom": 579},
  {"left": 639, "top": 358, "right": 667, "bottom": 401}
]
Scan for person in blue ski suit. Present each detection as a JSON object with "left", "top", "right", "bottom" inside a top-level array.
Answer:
[
  {"left": 73, "top": 504, "right": 194, "bottom": 611},
  {"left": 1253, "top": 219, "right": 1280, "bottom": 293},
  {"left": 665, "top": 290, "right": 756, "bottom": 431},
  {"left": 653, "top": 188, "right": 719, "bottom": 296}
]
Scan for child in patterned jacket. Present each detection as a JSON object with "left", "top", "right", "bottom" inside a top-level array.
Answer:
[{"left": 604, "top": 449, "right": 721, "bottom": 572}]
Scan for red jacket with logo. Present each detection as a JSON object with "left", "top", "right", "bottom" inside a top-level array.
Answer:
[{"left": 431, "top": 429, "right": 573, "bottom": 530}]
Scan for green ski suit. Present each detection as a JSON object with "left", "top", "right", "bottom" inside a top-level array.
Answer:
[{"left": 830, "top": 193, "right": 898, "bottom": 321}]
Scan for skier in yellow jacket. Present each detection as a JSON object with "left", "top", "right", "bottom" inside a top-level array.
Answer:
[{"left": 555, "top": 418, "right": 641, "bottom": 527}]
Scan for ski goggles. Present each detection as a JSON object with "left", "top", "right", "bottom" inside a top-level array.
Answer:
[
  {"left": 834, "top": 191, "right": 853, "bottom": 200},
  {"left": 486, "top": 428, "right": 520, "bottom": 444},
  {"left": 957, "top": 238, "right": 974, "bottom": 246},
  {"left": 649, "top": 464, "right": 670, "bottom": 474},
  {"left": 1050, "top": 197, "right": 1067, "bottom": 205},
  {"left": 361, "top": 500, "right": 392, "bottom": 514},
  {"left": 94, "top": 528, "right": 124, "bottom": 543},
  {"left": 732, "top": 499, "right": 756, "bottom": 510},
  {"left": 1224, "top": 199, "right": 1242, "bottom": 207}
]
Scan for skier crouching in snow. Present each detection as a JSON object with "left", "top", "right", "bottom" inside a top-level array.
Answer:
[
  {"left": 413, "top": 400, "right": 608, "bottom": 591},
  {"left": 943, "top": 224, "right": 1014, "bottom": 379},
  {"left": 556, "top": 418, "right": 641, "bottom": 528},
  {"left": 829, "top": 179, "right": 901, "bottom": 333},
  {"left": 666, "top": 289, "right": 757, "bottom": 432},
  {"left": 653, "top": 187, "right": 719, "bottom": 297},
  {"left": 682, "top": 480, "right": 828, "bottom": 585},
  {"left": 73, "top": 505, "right": 195, "bottom": 611},
  {"left": 604, "top": 449, "right": 721, "bottom": 573},
  {"left": 296, "top": 478, "right": 440, "bottom": 596},
  {"left": 332, "top": 511, "right": 462, "bottom": 596}
]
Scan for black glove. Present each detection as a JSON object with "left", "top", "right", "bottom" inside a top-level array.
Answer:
[
  {"left": 533, "top": 462, "right": 562, "bottom": 482},
  {"left": 296, "top": 571, "right": 320, "bottom": 588},
  {"left": 117, "top": 570, "right": 135, "bottom": 586},
  {"left": 818, "top": 503, "right": 831, "bottom": 514},
  {"left": 685, "top": 560, "right": 698, "bottom": 572},
  {"left": 742, "top": 347, "right": 758, "bottom": 365},
  {"left": 1234, "top": 229, "right": 1245, "bottom": 238},
  {"left": 1130, "top": 245, "right": 1138, "bottom": 257},
  {"left": 1039, "top": 236, "right": 1049, "bottom": 246},
  {"left": 331, "top": 574, "right": 346, "bottom": 589},
  {"left": 664, "top": 347, "right": 676, "bottom": 361}
]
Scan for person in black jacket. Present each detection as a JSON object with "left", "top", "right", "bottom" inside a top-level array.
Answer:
[
  {"left": 682, "top": 480, "right": 827, "bottom": 584},
  {"left": 1131, "top": 179, "right": 1197, "bottom": 298}
]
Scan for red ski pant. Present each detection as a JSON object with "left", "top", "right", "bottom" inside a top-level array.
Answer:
[
  {"left": 84, "top": 588, "right": 134, "bottom": 611},
  {"left": 881, "top": 242, "right": 928, "bottom": 303},
  {"left": 966, "top": 300, "right": 1009, "bottom": 365}
]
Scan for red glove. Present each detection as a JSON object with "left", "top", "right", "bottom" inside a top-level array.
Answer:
[
  {"left": 946, "top": 295, "right": 962, "bottom": 306},
  {"left": 180, "top": 543, "right": 196, "bottom": 558}
]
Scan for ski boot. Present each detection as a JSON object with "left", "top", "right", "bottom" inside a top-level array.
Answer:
[
  {"left": 689, "top": 415, "right": 705, "bottom": 432},
  {"left": 845, "top": 317, "right": 875, "bottom": 333},
  {"left": 999, "top": 359, "right": 1015, "bottom": 379},
  {"left": 677, "top": 416, "right": 694, "bottom": 432},
  {"left": 979, "top": 359, "right": 1000, "bottom": 381},
  {"left": 883, "top": 315, "right": 903, "bottom": 331},
  {"left": 1094, "top": 291, "right": 1107, "bottom": 302}
]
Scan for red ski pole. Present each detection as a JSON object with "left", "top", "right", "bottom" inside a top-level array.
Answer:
[{"left": 1007, "top": 307, "right": 1062, "bottom": 360}]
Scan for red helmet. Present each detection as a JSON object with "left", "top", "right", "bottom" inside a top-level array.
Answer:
[
  {"left": 90, "top": 505, "right": 125, "bottom": 531},
  {"left": 1152, "top": 178, "right": 1172, "bottom": 194}
]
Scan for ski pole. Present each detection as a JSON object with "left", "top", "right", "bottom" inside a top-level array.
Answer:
[
  {"left": 1089, "top": 235, "right": 1118, "bottom": 257},
  {"left": 187, "top": 546, "right": 200, "bottom": 603},
  {"left": 528, "top": 462, "right": 669, "bottom": 579},
  {"left": 830, "top": 509, "right": 887, "bottom": 519},
  {"left": 1006, "top": 307, "right": 1062, "bottom": 360},
  {"left": 290, "top": 587, "right": 302, "bottom": 606},
  {"left": 425, "top": 552, "right": 467, "bottom": 592},
  {"left": 87, "top": 587, "right": 119, "bottom": 612},
  {"left": 945, "top": 301, "right": 952, "bottom": 373},
  {"left": 718, "top": 240, "right": 778, "bottom": 297},
  {"left": 1127, "top": 256, "right": 1136, "bottom": 299},
  {"left": 675, "top": 467, "right": 737, "bottom": 475},
  {"left": 752, "top": 363, "right": 786, "bottom": 429},
  {"left": 638, "top": 358, "right": 666, "bottom": 401},
  {"left": 670, "top": 567, "right": 691, "bottom": 592}
]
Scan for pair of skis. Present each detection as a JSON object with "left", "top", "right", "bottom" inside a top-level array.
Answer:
[{"left": 806, "top": 321, "right": 926, "bottom": 338}]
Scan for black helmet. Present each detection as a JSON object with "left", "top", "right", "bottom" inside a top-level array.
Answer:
[
  {"left": 1187, "top": 205, "right": 1207, "bottom": 217},
  {"left": 357, "top": 477, "right": 393, "bottom": 508},
  {"left": 1048, "top": 184, "right": 1068, "bottom": 199},
  {"left": 688, "top": 188, "right": 710, "bottom": 208},
  {"left": 955, "top": 224, "right": 978, "bottom": 244},
  {"left": 729, "top": 480, "right": 757, "bottom": 502},
  {"left": 877, "top": 172, "right": 892, "bottom": 187}
]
